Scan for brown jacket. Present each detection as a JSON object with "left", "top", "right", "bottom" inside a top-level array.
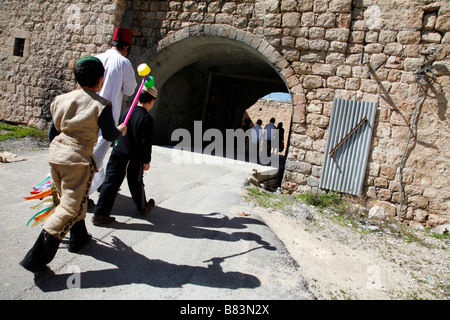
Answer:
[{"left": 48, "top": 89, "right": 110, "bottom": 171}]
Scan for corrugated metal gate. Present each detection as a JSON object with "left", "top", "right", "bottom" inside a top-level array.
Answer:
[{"left": 319, "top": 98, "right": 377, "bottom": 196}]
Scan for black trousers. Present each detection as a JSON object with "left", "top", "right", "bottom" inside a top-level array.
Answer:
[{"left": 94, "top": 151, "right": 147, "bottom": 217}]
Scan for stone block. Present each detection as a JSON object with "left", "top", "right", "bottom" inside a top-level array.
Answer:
[
  {"left": 336, "top": 65, "right": 352, "bottom": 77},
  {"left": 305, "top": 150, "right": 323, "bottom": 166},
  {"left": 292, "top": 61, "right": 312, "bottom": 74},
  {"left": 410, "top": 196, "right": 429, "bottom": 209},
  {"left": 298, "top": 0, "right": 314, "bottom": 12},
  {"left": 264, "top": 13, "right": 281, "bottom": 27},
  {"left": 421, "top": 31, "right": 442, "bottom": 43},
  {"left": 380, "top": 165, "right": 396, "bottom": 180},
  {"left": 316, "top": 12, "right": 336, "bottom": 28},
  {"left": 385, "top": 56, "right": 402, "bottom": 69},
  {"left": 300, "top": 51, "right": 326, "bottom": 62},
  {"left": 427, "top": 214, "right": 449, "bottom": 227},
  {"left": 378, "top": 30, "right": 397, "bottom": 44},
  {"left": 237, "top": 3, "right": 253, "bottom": 17},
  {"left": 295, "top": 37, "right": 309, "bottom": 50},
  {"left": 329, "top": 40, "right": 347, "bottom": 52},
  {"left": 365, "top": 31, "right": 379, "bottom": 43},
  {"left": 413, "top": 208, "right": 429, "bottom": 222},
  {"left": 285, "top": 159, "right": 312, "bottom": 173},
  {"left": 385, "top": 7, "right": 423, "bottom": 31},
  {"left": 282, "top": 12, "right": 301, "bottom": 27},
  {"left": 291, "top": 135, "right": 313, "bottom": 149},
  {"left": 328, "top": 0, "right": 352, "bottom": 13},
  {"left": 301, "top": 12, "right": 314, "bottom": 27},
  {"left": 216, "top": 13, "right": 234, "bottom": 24},
  {"left": 326, "top": 52, "right": 346, "bottom": 64},
  {"left": 307, "top": 176, "right": 320, "bottom": 187},
  {"left": 345, "top": 78, "right": 360, "bottom": 90},
  {"left": 364, "top": 43, "right": 383, "bottom": 54},
  {"left": 367, "top": 187, "right": 377, "bottom": 198},
  {"left": 303, "top": 75, "right": 323, "bottom": 88},
  {"left": 306, "top": 113, "right": 329, "bottom": 128},
  {"left": 315, "top": 88, "right": 335, "bottom": 101},
  {"left": 311, "top": 165, "right": 322, "bottom": 177},
  {"left": 309, "top": 27, "right": 325, "bottom": 39},
  {"left": 282, "top": 36, "right": 296, "bottom": 48},
  {"left": 423, "top": 12, "right": 437, "bottom": 30},
  {"left": 309, "top": 39, "right": 330, "bottom": 51},
  {"left": 281, "top": 49, "right": 299, "bottom": 63},
  {"left": 374, "top": 122, "right": 391, "bottom": 139},
  {"left": 360, "top": 79, "right": 378, "bottom": 93},
  {"left": 306, "top": 101, "right": 323, "bottom": 114},
  {"left": 397, "top": 31, "right": 421, "bottom": 44},
  {"left": 281, "top": 0, "right": 297, "bottom": 12},
  {"left": 312, "top": 63, "right": 336, "bottom": 76},
  {"left": 391, "top": 126, "right": 411, "bottom": 140},
  {"left": 349, "top": 31, "right": 364, "bottom": 43},
  {"left": 351, "top": 66, "right": 369, "bottom": 78},
  {"left": 324, "top": 28, "right": 350, "bottom": 41},
  {"left": 306, "top": 125, "right": 325, "bottom": 139},
  {"left": 374, "top": 177, "right": 388, "bottom": 188},
  {"left": 403, "top": 57, "right": 425, "bottom": 71},
  {"left": 327, "top": 76, "right": 345, "bottom": 88},
  {"left": 336, "top": 13, "right": 351, "bottom": 28},
  {"left": 436, "top": 3, "right": 450, "bottom": 32},
  {"left": 383, "top": 43, "right": 403, "bottom": 56},
  {"left": 313, "top": 0, "right": 328, "bottom": 13},
  {"left": 281, "top": 181, "right": 298, "bottom": 192},
  {"left": 378, "top": 189, "right": 392, "bottom": 201}
]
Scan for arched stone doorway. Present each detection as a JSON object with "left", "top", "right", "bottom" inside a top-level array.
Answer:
[
  {"left": 135, "top": 28, "right": 299, "bottom": 148},
  {"left": 130, "top": 26, "right": 306, "bottom": 190}
]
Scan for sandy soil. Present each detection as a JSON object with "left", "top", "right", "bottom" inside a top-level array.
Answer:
[{"left": 255, "top": 203, "right": 449, "bottom": 300}]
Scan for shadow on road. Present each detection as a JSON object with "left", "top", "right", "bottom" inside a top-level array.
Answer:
[{"left": 36, "top": 194, "right": 276, "bottom": 293}]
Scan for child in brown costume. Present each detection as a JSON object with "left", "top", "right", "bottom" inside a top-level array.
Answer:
[{"left": 20, "top": 56, "right": 127, "bottom": 277}]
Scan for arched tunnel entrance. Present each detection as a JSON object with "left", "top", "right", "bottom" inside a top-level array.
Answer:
[
  {"left": 139, "top": 35, "right": 293, "bottom": 189},
  {"left": 147, "top": 36, "right": 290, "bottom": 147}
]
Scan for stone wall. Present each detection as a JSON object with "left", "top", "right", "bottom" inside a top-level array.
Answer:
[
  {"left": 277, "top": 0, "right": 450, "bottom": 227},
  {"left": 0, "top": 0, "right": 127, "bottom": 128},
  {"left": 0, "top": 0, "right": 448, "bottom": 226}
]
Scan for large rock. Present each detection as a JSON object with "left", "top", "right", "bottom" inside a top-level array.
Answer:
[{"left": 368, "top": 205, "right": 390, "bottom": 222}]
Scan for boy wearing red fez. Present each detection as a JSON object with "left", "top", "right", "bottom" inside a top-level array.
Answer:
[
  {"left": 90, "top": 27, "right": 138, "bottom": 198},
  {"left": 20, "top": 56, "right": 127, "bottom": 278}
]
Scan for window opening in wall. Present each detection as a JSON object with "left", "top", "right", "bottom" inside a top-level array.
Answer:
[{"left": 13, "top": 38, "right": 25, "bottom": 57}]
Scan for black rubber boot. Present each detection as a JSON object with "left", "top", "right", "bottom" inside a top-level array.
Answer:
[
  {"left": 68, "top": 219, "right": 92, "bottom": 253},
  {"left": 20, "top": 230, "right": 60, "bottom": 277}
]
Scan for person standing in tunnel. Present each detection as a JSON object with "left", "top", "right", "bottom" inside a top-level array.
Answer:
[
  {"left": 89, "top": 27, "right": 138, "bottom": 203},
  {"left": 249, "top": 119, "right": 263, "bottom": 164},
  {"left": 277, "top": 122, "right": 285, "bottom": 153},
  {"left": 264, "top": 117, "right": 277, "bottom": 158}
]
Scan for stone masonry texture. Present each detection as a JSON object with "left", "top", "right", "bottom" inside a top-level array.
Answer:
[{"left": 0, "top": 0, "right": 448, "bottom": 227}]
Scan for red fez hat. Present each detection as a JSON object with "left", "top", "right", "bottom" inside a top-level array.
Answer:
[{"left": 113, "top": 27, "right": 132, "bottom": 46}]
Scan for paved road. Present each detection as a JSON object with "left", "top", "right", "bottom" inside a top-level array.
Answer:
[{"left": 0, "top": 146, "right": 315, "bottom": 301}]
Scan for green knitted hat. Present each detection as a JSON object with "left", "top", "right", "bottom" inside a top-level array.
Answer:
[{"left": 75, "top": 55, "right": 102, "bottom": 67}]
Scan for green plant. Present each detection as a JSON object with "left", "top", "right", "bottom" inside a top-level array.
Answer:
[
  {"left": 0, "top": 122, "right": 47, "bottom": 141},
  {"left": 244, "top": 187, "right": 295, "bottom": 211},
  {"left": 296, "top": 191, "right": 342, "bottom": 209}
]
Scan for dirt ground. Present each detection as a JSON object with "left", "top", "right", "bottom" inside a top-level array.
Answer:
[{"left": 255, "top": 202, "right": 449, "bottom": 300}]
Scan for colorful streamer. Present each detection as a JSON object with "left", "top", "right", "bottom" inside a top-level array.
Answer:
[{"left": 24, "top": 176, "right": 60, "bottom": 227}]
